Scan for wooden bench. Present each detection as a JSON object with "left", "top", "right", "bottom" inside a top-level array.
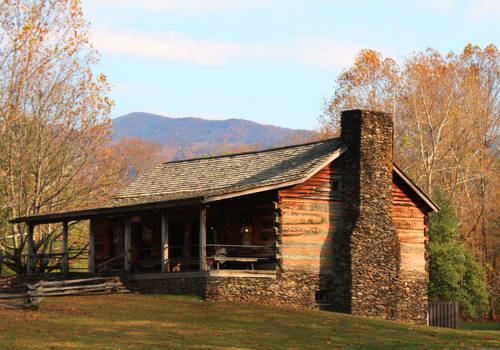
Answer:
[{"left": 212, "top": 257, "right": 269, "bottom": 270}]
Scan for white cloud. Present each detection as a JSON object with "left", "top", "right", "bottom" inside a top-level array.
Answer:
[
  {"left": 417, "top": 0, "right": 455, "bottom": 10},
  {"left": 468, "top": 0, "right": 500, "bottom": 20},
  {"left": 89, "top": 0, "right": 271, "bottom": 15},
  {"left": 267, "top": 37, "right": 363, "bottom": 69},
  {"left": 92, "top": 27, "right": 370, "bottom": 69},
  {"left": 93, "top": 28, "right": 244, "bottom": 65}
]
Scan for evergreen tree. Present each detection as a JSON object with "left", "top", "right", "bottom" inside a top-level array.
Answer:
[{"left": 428, "top": 188, "right": 489, "bottom": 318}]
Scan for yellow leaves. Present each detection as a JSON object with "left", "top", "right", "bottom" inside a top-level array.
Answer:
[
  {"left": 22, "top": 22, "right": 34, "bottom": 32},
  {"left": 103, "top": 96, "right": 114, "bottom": 107},
  {"left": 101, "top": 147, "right": 112, "bottom": 157}
]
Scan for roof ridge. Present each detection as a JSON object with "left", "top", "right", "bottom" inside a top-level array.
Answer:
[{"left": 158, "top": 137, "right": 340, "bottom": 165}]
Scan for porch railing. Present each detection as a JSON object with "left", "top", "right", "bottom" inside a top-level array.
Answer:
[
  {"left": 9, "top": 248, "right": 88, "bottom": 274},
  {"left": 133, "top": 246, "right": 200, "bottom": 273},
  {"left": 130, "top": 244, "right": 276, "bottom": 273},
  {"left": 6, "top": 243, "right": 277, "bottom": 275}
]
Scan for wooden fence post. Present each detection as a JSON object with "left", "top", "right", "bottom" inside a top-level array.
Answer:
[
  {"left": 88, "top": 219, "right": 95, "bottom": 274},
  {"left": 27, "top": 224, "right": 34, "bottom": 275},
  {"left": 199, "top": 207, "right": 207, "bottom": 271},
  {"left": 0, "top": 248, "right": 4, "bottom": 276},
  {"left": 62, "top": 220, "right": 69, "bottom": 275},
  {"left": 124, "top": 218, "right": 131, "bottom": 272}
]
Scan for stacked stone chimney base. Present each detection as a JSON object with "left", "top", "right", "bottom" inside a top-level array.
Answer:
[{"left": 338, "top": 110, "right": 402, "bottom": 320}]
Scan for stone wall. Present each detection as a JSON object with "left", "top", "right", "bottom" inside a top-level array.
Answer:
[
  {"left": 206, "top": 270, "right": 336, "bottom": 309},
  {"left": 338, "top": 110, "right": 401, "bottom": 320},
  {"left": 124, "top": 270, "right": 336, "bottom": 310},
  {"left": 397, "top": 271, "right": 428, "bottom": 323},
  {"left": 126, "top": 276, "right": 207, "bottom": 297},
  {"left": 335, "top": 109, "right": 428, "bottom": 323}
]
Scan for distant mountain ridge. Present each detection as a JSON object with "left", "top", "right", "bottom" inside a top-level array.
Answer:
[{"left": 111, "top": 112, "right": 315, "bottom": 160}]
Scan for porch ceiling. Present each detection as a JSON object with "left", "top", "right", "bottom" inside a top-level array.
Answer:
[{"left": 9, "top": 198, "right": 204, "bottom": 225}]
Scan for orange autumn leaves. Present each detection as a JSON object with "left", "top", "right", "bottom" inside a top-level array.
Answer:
[{"left": 321, "top": 44, "right": 499, "bottom": 316}]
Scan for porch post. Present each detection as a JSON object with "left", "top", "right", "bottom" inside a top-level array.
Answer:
[
  {"left": 161, "top": 212, "right": 169, "bottom": 273},
  {"left": 88, "top": 218, "right": 96, "bottom": 274},
  {"left": 62, "top": 220, "right": 69, "bottom": 275},
  {"left": 0, "top": 248, "right": 3, "bottom": 276},
  {"left": 199, "top": 207, "right": 207, "bottom": 271},
  {"left": 124, "top": 217, "right": 131, "bottom": 272},
  {"left": 27, "top": 223, "right": 34, "bottom": 275}
]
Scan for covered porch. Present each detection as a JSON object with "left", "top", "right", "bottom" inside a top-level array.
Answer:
[{"left": 12, "top": 191, "right": 279, "bottom": 279}]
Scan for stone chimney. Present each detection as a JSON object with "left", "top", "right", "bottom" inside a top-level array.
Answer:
[{"left": 338, "top": 109, "right": 400, "bottom": 319}]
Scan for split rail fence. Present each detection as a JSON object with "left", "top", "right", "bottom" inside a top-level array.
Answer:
[{"left": 0, "top": 277, "right": 129, "bottom": 310}]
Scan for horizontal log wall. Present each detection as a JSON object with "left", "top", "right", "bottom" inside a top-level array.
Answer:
[
  {"left": 279, "top": 159, "right": 341, "bottom": 274},
  {"left": 279, "top": 160, "right": 429, "bottom": 277},
  {"left": 392, "top": 175, "right": 429, "bottom": 323},
  {"left": 392, "top": 177, "right": 428, "bottom": 274}
]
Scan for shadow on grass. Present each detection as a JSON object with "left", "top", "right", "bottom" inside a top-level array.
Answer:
[{"left": 460, "top": 321, "right": 500, "bottom": 331}]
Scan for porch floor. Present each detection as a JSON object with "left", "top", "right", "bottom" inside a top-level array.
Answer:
[{"left": 129, "top": 269, "right": 277, "bottom": 280}]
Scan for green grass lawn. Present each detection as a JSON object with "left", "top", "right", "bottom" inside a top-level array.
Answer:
[
  {"left": 460, "top": 321, "right": 500, "bottom": 332},
  {"left": 0, "top": 294, "right": 498, "bottom": 349}
]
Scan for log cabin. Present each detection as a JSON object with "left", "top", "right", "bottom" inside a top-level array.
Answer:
[{"left": 11, "top": 109, "right": 438, "bottom": 323}]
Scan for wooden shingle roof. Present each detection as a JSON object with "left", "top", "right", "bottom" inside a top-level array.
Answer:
[{"left": 112, "top": 137, "right": 343, "bottom": 206}]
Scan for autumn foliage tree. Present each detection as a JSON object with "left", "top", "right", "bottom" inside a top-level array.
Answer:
[
  {"left": 321, "top": 44, "right": 499, "bottom": 318},
  {"left": 0, "top": 0, "right": 115, "bottom": 273},
  {"left": 106, "top": 137, "right": 163, "bottom": 187}
]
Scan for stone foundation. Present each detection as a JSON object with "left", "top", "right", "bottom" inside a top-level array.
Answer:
[
  {"left": 126, "top": 276, "right": 207, "bottom": 297},
  {"left": 397, "top": 271, "right": 428, "bottom": 324},
  {"left": 121, "top": 269, "right": 428, "bottom": 322},
  {"left": 206, "top": 271, "right": 336, "bottom": 309},
  {"left": 124, "top": 270, "right": 337, "bottom": 309}
]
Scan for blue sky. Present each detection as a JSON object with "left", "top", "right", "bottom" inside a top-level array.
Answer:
[{"left": 83, "top": 0, "right": 500, "bottom": 130}]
